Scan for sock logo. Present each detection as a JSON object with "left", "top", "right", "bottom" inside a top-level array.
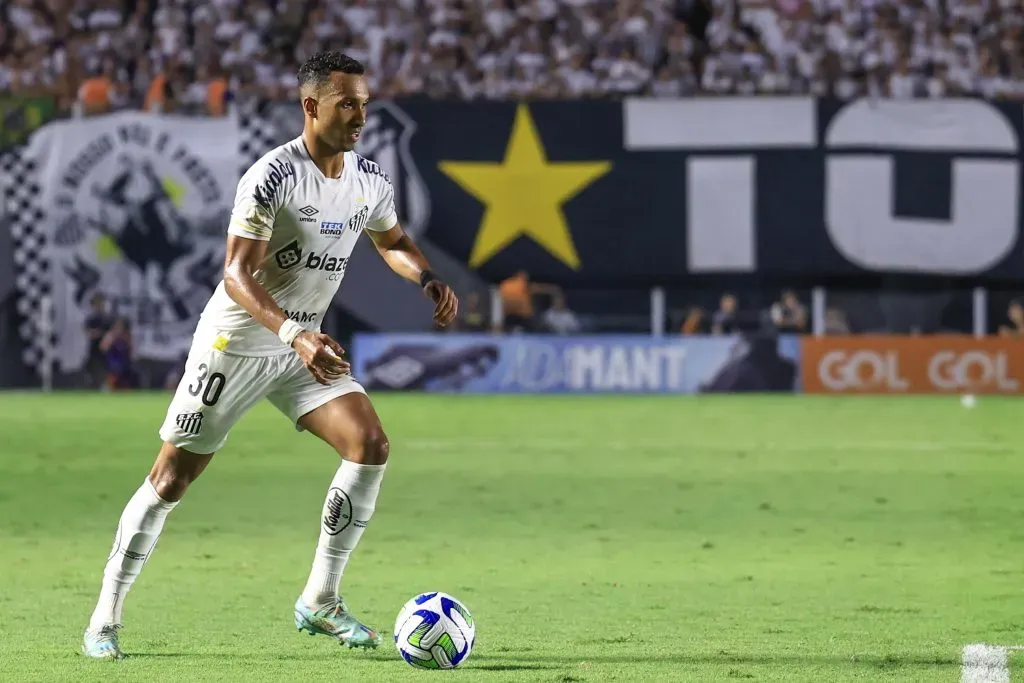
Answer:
[{"left": 322, "top": 487, "right": 352, "bottom": 536}]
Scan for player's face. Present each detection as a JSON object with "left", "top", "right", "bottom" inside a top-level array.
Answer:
[{"left": 315, "top": 73, "right": 370, "bottom": 152}]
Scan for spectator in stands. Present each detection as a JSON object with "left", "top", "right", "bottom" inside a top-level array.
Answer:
[
  {"left": 0, "top": 0, "right": 1012, "bottom": 113},
  {"left": 455, "top": 291, "right": 488, "bottom": 332},
  {"left": 824, "top": 307, "right": 850, "bottom": 335},
  {"left": 999, "top": 300, "right": 1024, "bottom": 337},
  {"left": 498, "top": 270, "right": 560, "bottom": 333},
  {"left": 711, "top": 293, "right": 739, "bottom": 335},
  {"left": 680, "top": 306, "right": 706, "bottom": 335},
  {"left": 99, "top": 316, "right": 137, "bottom": 391},
  {"left": 84, "top": 292, "right": 112, "bottom": 389},
  {"left": 769, "top": 289, "right": 807, "bottom": 333},
  {"left": 543, "top": 294, "right": 582, "bottom": 335}
]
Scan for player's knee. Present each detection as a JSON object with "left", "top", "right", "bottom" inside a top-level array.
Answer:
[
  {"left": 148, "top": 466, "right": 190, "bottom": 502},
  {"left": 149, "top": 444, "right": 212, "bottom": 502},
  {"left": 352, "top": 430, "right": 389, "bottom": 465}
]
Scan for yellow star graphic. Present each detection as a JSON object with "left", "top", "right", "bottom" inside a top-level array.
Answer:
[{"left": 438, "top": 104, "right": 611, "bottom": 269}]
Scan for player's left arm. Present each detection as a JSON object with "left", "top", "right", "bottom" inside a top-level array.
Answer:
[
  {"left": 364, "top": 172, "right": 457, "bottom": 326},
  {"left": 367, "top": 224, "right": 458, "bottom": 327}
]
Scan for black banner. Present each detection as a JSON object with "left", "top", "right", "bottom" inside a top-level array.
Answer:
[{"left": 363, "top": 97, "right": 1024, "bottom": 287}]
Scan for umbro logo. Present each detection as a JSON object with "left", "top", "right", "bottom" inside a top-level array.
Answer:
[{"left": 298, "top": 205, "right": 318, "bottom": 223}]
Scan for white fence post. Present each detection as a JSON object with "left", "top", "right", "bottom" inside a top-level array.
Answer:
[
  {"left": 811, "top": 286, "right": 826, "bottom": 337},
  {"left": 651, "top": 287, "right": 666, "bottom": 337},
  {"left": 39, "top": 295, "right": 53, "bottom": 392},
  {"left": 973, "top": 287, "right": 987, "bottom": 338}
]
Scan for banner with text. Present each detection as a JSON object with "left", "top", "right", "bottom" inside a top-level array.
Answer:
[
  {"left": 352, "top": 333, "right": 801, "bottom": 394},
  {"left": 343, "top": 97, "right": 1024, "bottom": 286},
  {"left": 801, "top": 336, "right": 1024, "bottom": 394},
  {"left": 25, "top": 111, "right": 240, "bottom": 370}
]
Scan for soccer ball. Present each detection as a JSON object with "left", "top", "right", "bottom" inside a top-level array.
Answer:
[{"left": 394, "top": 591, "right": 476, "bottom": 669}]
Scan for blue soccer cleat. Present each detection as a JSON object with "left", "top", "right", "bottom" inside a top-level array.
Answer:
[
  {"left": 82, "top": 625, "right": 125, "bottom": 660},
  {"left": 294, "top": 597, "right": 382, "bottom": 649}
]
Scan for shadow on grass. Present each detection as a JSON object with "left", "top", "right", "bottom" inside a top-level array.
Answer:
[
  {"left": 471, "top": 652, "right": 960, "bottom": 669},
  {"left": 122, "top": 650, "right": 961, "bottom": 674},
  {"left": 469, "top": 663, "right": 558, "bottom": 672}
]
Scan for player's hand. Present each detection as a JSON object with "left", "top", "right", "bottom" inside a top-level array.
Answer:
[
  {"left": 292, "top": 331, "right": 350, "bottom": 385},
  {"left": 424, "top": 280, "right": 458, "bottom": 327}
]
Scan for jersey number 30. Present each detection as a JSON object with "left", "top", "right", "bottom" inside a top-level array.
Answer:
[{"left": 188, "top": 363, "right": 227, "bottom": 406}]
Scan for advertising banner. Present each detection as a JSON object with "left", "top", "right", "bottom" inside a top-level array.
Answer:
[
  {"left": 801, "top": 336, "right": 1024, "bottom": 394},
  {"left": 352, "top": 333, "right": 801, "bottom": 394}
]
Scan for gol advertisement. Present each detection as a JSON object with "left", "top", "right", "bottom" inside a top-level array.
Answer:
[{"left": 802, "top": 336, "right": 1024, "bottom": 394}]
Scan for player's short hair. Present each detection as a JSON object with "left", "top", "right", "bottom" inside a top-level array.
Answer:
[{"left": 297, "top": 51, "right": 365, "bottom": 94}]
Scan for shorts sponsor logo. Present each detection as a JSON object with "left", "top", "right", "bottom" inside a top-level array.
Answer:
[
  {"left": 322, "top": 487, "right": 352, "bottom": 536},
  {"left": 803, "top": 337, "right": 1024, "bottom": 394},
  {"left": 175, "top": 411, "right": 203, "bottom": 436}
]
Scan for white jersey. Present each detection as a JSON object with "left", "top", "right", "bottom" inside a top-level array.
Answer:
[{"left": 194, "top": 137, "right": 397, "bottom": 356}]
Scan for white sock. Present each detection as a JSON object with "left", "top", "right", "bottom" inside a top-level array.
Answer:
[
  {"left": 301, "top": 461, "right": 386, "bottom": 608},
  {"left": 89, "top": 478, "right": 178, "bottom": 629}
]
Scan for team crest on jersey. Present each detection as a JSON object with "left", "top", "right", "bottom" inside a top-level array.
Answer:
[{"left": 357, "top": 102, "right": 431, "bottom": 239}]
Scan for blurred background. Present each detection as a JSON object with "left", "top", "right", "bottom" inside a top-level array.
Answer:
[{"left": 0, "top": 0, "right": 1022, "bottom": 395}]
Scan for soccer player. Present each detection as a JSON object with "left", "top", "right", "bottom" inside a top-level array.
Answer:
[{"left": 81, "top": 52, "right": 458, "bottom": 659}]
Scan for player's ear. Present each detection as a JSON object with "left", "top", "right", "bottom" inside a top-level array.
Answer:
[{"left": 302, "top": 95, "right": 318, "bottom": 119}]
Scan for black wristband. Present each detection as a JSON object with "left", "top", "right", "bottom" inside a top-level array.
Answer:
[{"left": 419, "top": 270, "right": 439, "bottom": 288}]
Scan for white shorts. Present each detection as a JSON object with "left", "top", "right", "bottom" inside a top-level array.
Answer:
[{"left": 158, "top": 341, "right": 366, "bottom": 454}]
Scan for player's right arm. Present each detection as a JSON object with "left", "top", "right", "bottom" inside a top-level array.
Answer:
[
  {"left": 222, "top": 235, "right": 348, "bottom": 385},
  {"left": 223, "top": 159, "right": 349, "bottom": 385}
]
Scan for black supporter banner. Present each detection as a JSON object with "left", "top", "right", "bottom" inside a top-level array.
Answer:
[{"left": 328, "top": 97, "right": 1024, "bottom": 286}]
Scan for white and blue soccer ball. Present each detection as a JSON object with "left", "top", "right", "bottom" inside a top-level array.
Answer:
[{"left": 394, "top": 591, "right": 476, "bottom": 669}]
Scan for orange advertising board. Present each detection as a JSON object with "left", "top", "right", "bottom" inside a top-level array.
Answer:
[{"left": 801, "top": 336, "right": 1024, "bottom": 394}]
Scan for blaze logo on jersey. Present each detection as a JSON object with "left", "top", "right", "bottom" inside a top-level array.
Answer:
[
  {"left": 305, "top": 252, "right": 349, "bottom": 273},
  {"left": 274, "top": 240, "right": 302, "bottom": 269}
]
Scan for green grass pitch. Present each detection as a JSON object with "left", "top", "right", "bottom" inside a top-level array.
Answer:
[{"left": 1, "top": 392, "right": 1022, "bottom": 682}]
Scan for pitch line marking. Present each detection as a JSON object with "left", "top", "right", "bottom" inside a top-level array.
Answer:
[{"left": 962, "top": 644, "right": 1013, "bottom": 683}]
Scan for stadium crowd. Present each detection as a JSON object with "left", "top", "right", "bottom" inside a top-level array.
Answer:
[{"left": 0, "top": 0, "right": 1021, "bottom": 114}]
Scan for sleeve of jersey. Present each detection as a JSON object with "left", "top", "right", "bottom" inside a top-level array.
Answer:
[
  {"left": 366, "top": 176, "right": 399, "bottom": 232},
  {"left": 227, "top": 160, "right": 286, "bottom": 241}
]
